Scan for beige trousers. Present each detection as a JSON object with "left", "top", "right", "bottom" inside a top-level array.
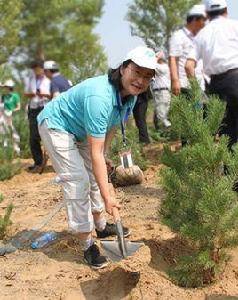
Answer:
[
  {"left": 38, "top": 120, "right": 104, "bottom": 233},
  {"left": 153, "top": 89, "right": 171, "bottom": 127}
]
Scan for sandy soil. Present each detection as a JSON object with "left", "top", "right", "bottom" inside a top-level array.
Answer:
[{"left": 0, "top": 145, "right": 238, "bottom": 300}]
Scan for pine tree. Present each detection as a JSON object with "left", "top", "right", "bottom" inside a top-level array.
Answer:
[
  {"left": 0, "top": 194, "right": 14, "bottom": 240},
  {"left": 0, "top": 0, "right": 22, "bottom": 65},
  {"left": 160, "top": 82, "right": 238, "bottom": 287},
  {"left": 12, "top": 0, "right": 107, "bottom": 82},
  {"left": 0, "top": 132, "right": 21, "bottom": 181}
]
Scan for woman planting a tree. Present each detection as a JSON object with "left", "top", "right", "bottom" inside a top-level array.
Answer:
[{"left": 38, "top": 46, "right": 156, "bottom": 269}]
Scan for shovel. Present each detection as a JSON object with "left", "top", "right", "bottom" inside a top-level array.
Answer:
[
  {"left": 100, "top": 182, "right": 144, "bottom": 262},
  {"left": 100, "top": 206, "right": 144, "bottom": 262}
]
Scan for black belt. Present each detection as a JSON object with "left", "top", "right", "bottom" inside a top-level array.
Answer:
[
  {"left": 211, "top": 68, "right": 238, "bottom": 80},
  {"left": 153, "top": 87, "right": 169, "bottom": 92}
]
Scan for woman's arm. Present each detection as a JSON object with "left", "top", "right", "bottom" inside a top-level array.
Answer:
[{"left": 104, "top": 127, "right": 116, "bottom": 157}]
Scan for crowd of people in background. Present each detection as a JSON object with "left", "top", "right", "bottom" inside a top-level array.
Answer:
[
  {"left": 133, "top": 2, "right": 207, "bottom": 144},
  {"left": 134, "top": 0, "right": 238, "bottom": 151},
  {"left": 0, "top": 0, "right": 237, "bottom": 164},
  {"left": 24, "top": 59, "right": 72, "bottom": 173},
  {"left": 0, "top": 59, "right": 72, "bottom": 173}
]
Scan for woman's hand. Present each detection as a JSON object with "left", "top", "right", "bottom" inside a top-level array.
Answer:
[
  {"left": 105, "top": 183, "right": 121, "bottom": 215},
  {"left": 104, "top": 196, "right": 121, "bottom": 215}
]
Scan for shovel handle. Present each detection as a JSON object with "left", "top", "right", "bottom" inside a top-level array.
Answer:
[
  {"left": 112, "top": 207, "right": 121, "bottom": 223},
  {"left": 108, "top": 183, "right": 121, "bottom": 222}
]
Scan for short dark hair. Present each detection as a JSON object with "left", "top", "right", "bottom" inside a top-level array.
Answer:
[
  {"left": 6, "top": 87, "right": 14, "bottom": 92},
  {"left": 187, "top": 15, "right": 205, "bottom": 23},
  {"left": 30, "top": 59, "right": 44, "bottom": 69},
  {"left": 108, "top": 60, "right": 132, "bottom": 91},
  {"left": 207, "top": 7, "right": 227, "bottom": 19}
]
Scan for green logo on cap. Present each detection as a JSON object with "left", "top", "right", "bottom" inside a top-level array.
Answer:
[{"left": 145, "top": 50, "right": 154, "bottom": 57}]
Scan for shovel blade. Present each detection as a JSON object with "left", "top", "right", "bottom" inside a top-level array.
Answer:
[{"left": 101, "top": 240, "right": 144, "bottom": 262}]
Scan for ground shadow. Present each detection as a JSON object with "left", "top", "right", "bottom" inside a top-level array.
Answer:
[
  {"left": 143, "top": 140, "right": 181, "bottom": 164},
  {"left": 0, "top": 229, "right": 85, "bottom": 264},
  {"left": 144, "top": 236, "right": 195, "bottom": 274},
  {"left": 122, "top": 184, "right": 165, "bottom": 200},
  {"left": 24, "top": 164, "right": 55, "bottom": 174},
  {"left": 206, "top": 296, "right": 238, "bottom": 300},
  {"left": 80, "top": 267, "right": 140, "bottom": 300},
  {"left": 143, "top": 143, "right": 165, "bottom": 164}
]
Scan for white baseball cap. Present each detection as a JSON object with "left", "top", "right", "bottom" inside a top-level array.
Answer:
[
  {"left": 2, "top": 79, "right": 15, "bottom": 88},
  {"left": 205, "top": 0, "right": 227, "bottom": 12},
  {"left": 44, "top": 60, "right": 59, "bottom": 70},
  {"left": 188, "top": 4, "right": 206, "bottom": 17},
  {"left": 124, "top": 46, "right": 157, "bottom": 70}
]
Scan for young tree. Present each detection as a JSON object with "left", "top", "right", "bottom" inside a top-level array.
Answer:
[
  {"left": 0, "top": 194, "right": 14, "bottom": 240},
  {"left": 0, "top": 132, "right": 21, "bottom": 181},
  {"left": 0, "top": 0, "right": 22, "bottom": 65},
  {"left": 127, "top": 0, "right": 200, "bottom": 50},
  {"left": 13, "top": 0, "right": 107, "bottom": 81},
  {"left": 160, "top": 83, "right": 238, "bottom": 287}
]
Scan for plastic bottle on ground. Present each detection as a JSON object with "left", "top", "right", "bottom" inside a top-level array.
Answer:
[{"left": 31, "top": 231, "right": 57, "bottom": 249}]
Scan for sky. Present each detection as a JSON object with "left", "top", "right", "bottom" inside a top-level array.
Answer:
[{"left": 94, "top": 0, "right": 238, "bottom": 67}]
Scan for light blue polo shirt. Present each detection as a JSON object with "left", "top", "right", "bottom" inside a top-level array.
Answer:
[{"left": 37, "top": 74, "right": 136, "bottom": 141}]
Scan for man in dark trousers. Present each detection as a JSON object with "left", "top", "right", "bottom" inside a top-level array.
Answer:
[
  {"left": 24, "top": 60, "right": 51, "bottom": 173},
  {"left": 186, "top": 0, "right": 238, "bottom": 151},
  {"left": 133, "top": 90, "right": 150, "bottom": 144},
  {"left": 44, "top": 60, "right": 72, "bottom": 98}
]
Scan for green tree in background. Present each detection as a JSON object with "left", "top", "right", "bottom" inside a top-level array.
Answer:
[
  {"left": 0, "top": 64, "right": 14, "bottom": 84},
  {"left": 11, "top": 0, "right": 107, "bottom": 82},
  {"left": 0, "top": 0, "right": 22, "bottom": 65},
  {"left": 127, "top": 0, "right": 200, "bottom": 50}
]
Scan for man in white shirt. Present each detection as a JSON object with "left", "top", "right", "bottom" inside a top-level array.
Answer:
[
  {"left": 169, "top": 4, "right": 206, "bottom": 96},
  {"left": 185, "top": 0, "right": 238, "bottom": 150},
  {"left": 151, "top": 51, "right": 171, "bottom": 128},
  {"left": 24, "top": 60, "right": 51, "bottom": 173}
]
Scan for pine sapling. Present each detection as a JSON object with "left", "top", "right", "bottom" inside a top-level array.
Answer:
[
  {"left": 0, "top": 133, "right": 21, "bottom": 181},
  {"left": 160, "top": 81, "right": 238, "bottom": 287},
  {"left": 0, "top": 194, "right": 14, "bottom": 240}
]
